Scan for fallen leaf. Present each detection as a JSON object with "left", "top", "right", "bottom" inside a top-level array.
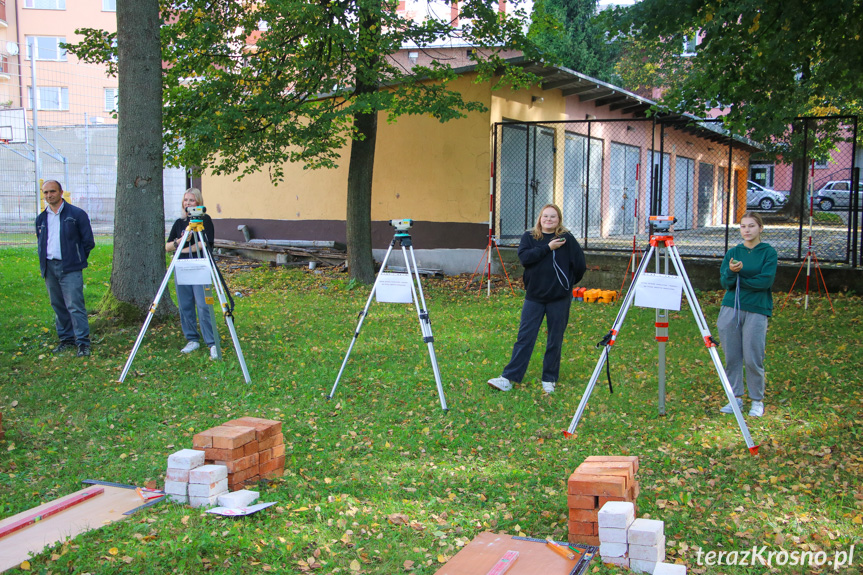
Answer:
[
  {"left": 388, "top": 513, "right": 409, "bottom": 525},
  {"left": 108, "top": 547, "right": 119, "bottom": 556},
  {"left": 350, "top": 559, "right": 361, "bottom": 571},
  {"left": 403, "top": 559, "right": 415, "bottom": 570},
  {"left": 19, "top": 561, "right": 30, "bottom": 571}
]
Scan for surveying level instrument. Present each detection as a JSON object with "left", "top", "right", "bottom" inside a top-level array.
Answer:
[
  {"left": 328, "top": 220, "right": 448, "bottom": 411},
  {"left": 564, "top": 215, "right": 759, "bottom": 454},
  {"left": 118, "top": 213, "right": 251, "bottom": 384}
]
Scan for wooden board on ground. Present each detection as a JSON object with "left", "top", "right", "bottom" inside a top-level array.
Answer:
[
  {"left": 434, "top": 532, "right": 594, "bottom": 575},
  {"left": 0, "top": 482, "right": 162, "bottom": 573}
]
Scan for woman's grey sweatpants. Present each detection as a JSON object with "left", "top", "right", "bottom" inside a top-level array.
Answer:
[{"left": 716, "top": 305, "right": 768, "bottom": 401}]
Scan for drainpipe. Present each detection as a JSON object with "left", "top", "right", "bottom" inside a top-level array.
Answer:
[{"left": 14, "top": 0, "right": 24, "bottom": 107}]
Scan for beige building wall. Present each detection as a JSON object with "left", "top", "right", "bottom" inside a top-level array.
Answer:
[{"left": 204, "top": 74, "right": 493, "bottom": 226}]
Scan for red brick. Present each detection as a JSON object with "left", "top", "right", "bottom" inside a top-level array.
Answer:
[
  {"left": 214, "top": 452, "right": 259, "bottom": 473},
  {"left": 259, "top": 455, "right": 285, "bottom": 475},
  {"left": 243, "top": 440, "right": 260, "bottom": 457},
  {"left": 567, "top": 473, "right": 627, "bottom": 497},
  {"left": 568, "top": 520, "right": 597, "bottom": 536},
  {"left": 223, "top": 417, "right": 282, "bottom": 441},
  {"left": 567, "top": 494, "right": 597, "bottom": 509},
  {"left": 203, "top": 445, "right": 245, "bottom": 461},
  {"left": 259, "top": 447, "right": 273, "bottom": 464},
  {"left": 630, "top": 482, "right": 640, "bottom": 501},
  {"left": 575, "top": 464, "right": 634, "bottom": 489},
  {"left": 258, "top": 433, "right": 284, "bottom": 451},
  {"left": 272, "top": 443, "right": 286, "bottom": 458},
  {"left": 569, "top": 508, "right": 599, "bottom": 522},
  {"left": 227, "top": 464, "right": 260, "bottom": 484},
  {"left": 242, "top": 474, "right": 260, "bottom": 485},
  {"left": 584, "top": 455, "right": 639, "bottom": 473},
  {"left": 598, "top": 495, "right": 626, "bottom": 506},
  {"left": 568, "top": 534, "right": 600, "bottom": 546},
  {"left": 194, "top": 425, "right": 256, "bottom": 449}
]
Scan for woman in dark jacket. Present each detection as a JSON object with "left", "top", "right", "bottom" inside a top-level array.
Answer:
[
  {"left": 165, "top": 188, "right": 218, "bottom": 359},
  {"left": 488, "top": 204, "right": 586, "bottom": 394}
]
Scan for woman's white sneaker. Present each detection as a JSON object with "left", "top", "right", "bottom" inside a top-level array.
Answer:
[
  {"left": 181, "top": 341, "right": 200, "bottom": 353},
  {"left": 487, "top": 377, "right": 512, "bottom": 392},
  {"left": 541, "top": 381, "right": 556, "bottom": 394},
  {"left": 749, "top": 401, "right": 764, "bottom": 417}
]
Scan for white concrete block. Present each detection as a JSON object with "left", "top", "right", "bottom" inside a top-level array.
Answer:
[
  {"left": 597, "top": 501, "right": 635, "bottom": 529},
  {"left": 629, "top": 558, "right": 657, "bottom": 574},
  {"left": 629, "top": 535, "right": 665, "bottom": 562},
  {"left": 167, "top": 449, "right": 206, "bottom": 470},
  {"left": 598, "top": 526, "right": 628, "bottom": 543},
  {"left": 188, "top": 478, "right": 228, "bottom": 497},
  {"left": 628, "top": 517, "right": 665, "bottom": 546},
  {"left": 218, "top": 489, "right": 260, "bottom": 508},
  {"left": 599, "top": 542, "right": 628, "bottom": 558},
  {"left": 189, "top": 494, "right": 221, "bottom": 508},
  {"left": 600, "top": 555, "right": 629, "bottom": 568},
  {"left": 165, "top": 467, "right": 190, "bottom": 482},
  {"left": 653, "top": 562, "right": 687, "bottom": 575},
  {"left": 164, "top": 480, "right": 188, "bottom": 496},
  {"left": 189, "top": 464, "right": 228, "bottom": 484},
  {"left": 167, "top": 494, "right": 188, "bottom": 504}
]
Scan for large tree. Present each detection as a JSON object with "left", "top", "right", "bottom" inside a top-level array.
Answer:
[
  {"left": 604, "top": 0, "right": 863, "bottom": 218},
  {"left": 528, "top": 0, "right": 620, "bottom": 82},
  {"left": 68, "top": 0, "right": 170, "bottom": 319},
  {"left": 159, "top": 0, "right": 542, "bottom": 283}
]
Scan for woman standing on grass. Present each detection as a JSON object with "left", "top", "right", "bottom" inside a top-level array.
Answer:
[
  {"left": 165, "top": 188, "right": 218, "bottom": 359},
  {"left": 717, "top": 211, "right": 777, "bottom": 417},
  {"left": 487, "top": 204, "right": 586, "bottom": 394}
]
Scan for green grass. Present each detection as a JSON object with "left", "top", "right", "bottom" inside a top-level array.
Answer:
[{"left": 1, "top": 245, "right": 861, "bottom": 574}]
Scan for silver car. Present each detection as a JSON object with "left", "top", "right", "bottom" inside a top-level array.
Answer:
[
  {"left": 746, "top": 181, "right": 788, "bottom": 211},
  {"left": 813, "top": 180, "right": 863, "bottom": 211}
]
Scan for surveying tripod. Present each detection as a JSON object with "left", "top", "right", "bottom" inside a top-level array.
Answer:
[
  {"left": 564, "top": 216, "right": 759, "bottom": 454},
  {"left": 118, "top": 216, "right": 252, "bottom": 384},
  {"left": 328, "top": 220, "right": 448, "bottom": 411}
]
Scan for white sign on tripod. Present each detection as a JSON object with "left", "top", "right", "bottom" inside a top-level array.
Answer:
[
  {"left": 175, "top": 259, "right": 212, "bottom": 286},
  {"left": 376, "top": 272, "right": 413, "bottom": 303},
  {"left": 634, "top": 272, "right": 683, "bottom": 311}
]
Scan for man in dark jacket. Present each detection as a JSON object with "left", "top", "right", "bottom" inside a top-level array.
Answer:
[{"left": 35, "top": 180, "right": 95, "bottom": 357}]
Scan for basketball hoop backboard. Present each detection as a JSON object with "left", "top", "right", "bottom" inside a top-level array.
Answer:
[{"left": 0, "top": 107, "right": 28, "bottom": 144}]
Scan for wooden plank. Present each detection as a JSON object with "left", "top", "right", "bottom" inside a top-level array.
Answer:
[
  {"left": 434, "top": 532, "right": 588, "bottom": 575},
  {"left": 0, "top": 487, "right": 103, "bottom": 539}
]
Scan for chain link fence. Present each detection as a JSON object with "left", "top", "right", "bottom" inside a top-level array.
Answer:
[
  {"left": 493, "top": 116, "right": 862, "bottom": 265},
  {"left": 0, "top": 57, "right": 188, "bottom": 248}
]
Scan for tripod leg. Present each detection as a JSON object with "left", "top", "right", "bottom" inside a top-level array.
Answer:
[
  {"left": 564, "top": 346, "right": 609, "bottom": 435},
  {"left": 656, "top": 245, "right": 669, "bottom": 416},
  {"left": 666, "top": 245, "right": 758, "bottom": 453},
  {"left": 200, "top": 231, "right": 251, "bottom": 384},
  {"left": 564, "top": 246, "right": 654, "bottom": 436},
  {"left": 119, "top": 229, "right": 192, "bottom": 382},
  {"left": 329, "top": 243, "right": 396, "bottom": 400},
  {"left": 405, "top": 245, "right": 448, "bottom": 412}
]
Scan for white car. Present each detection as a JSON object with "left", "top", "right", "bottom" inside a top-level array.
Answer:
[
  {"left": 746, "top": 181, "right": 787, "bottom": 211},
  {"left": 813, "top": 180, "right": 863, "bottom": 211}
]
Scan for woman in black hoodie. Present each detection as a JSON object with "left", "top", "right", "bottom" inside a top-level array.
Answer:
[{"left": 488, "top": 204, "right": 586, "bottom": 394}]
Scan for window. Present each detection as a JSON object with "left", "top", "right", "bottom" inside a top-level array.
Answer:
[
  {"left": 104, "top": 88, "right": 118, "bottom": 112},
  {"left": 24, "top": 0, "right": 65, "bottom": 9},
  {"left": 27, "top": 86, "right": 69, "bottom": 111},
  {"left": 682, "top": 33, "right": 697, "bottom": 57},
  {"left": 813, "top": 160, "right": 829, "bottom": 169},
  {"left": 25, "top": 36, "right": 67, "bottom": 61},
  {"left": 103, "top": 0, "right": 116, "bottom": 11}
]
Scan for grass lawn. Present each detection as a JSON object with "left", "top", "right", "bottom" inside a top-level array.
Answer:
[{"left": 1, "top": 245, "right": 861, "bottom": 574}]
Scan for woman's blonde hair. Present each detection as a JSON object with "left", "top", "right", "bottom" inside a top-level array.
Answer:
[
  {"left": 531, "top": 203, "right": 568, "bottom": 240},
  {"left": 181, "top": 187, "right": 204, "bottom": 217}
]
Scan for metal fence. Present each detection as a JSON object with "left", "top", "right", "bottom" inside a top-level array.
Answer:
[
  {"left": 492, "top": 116, "right": 862, "bottom": 265},
  {"left": 0, "top": 57, "right": 188, "bottom": 247}
]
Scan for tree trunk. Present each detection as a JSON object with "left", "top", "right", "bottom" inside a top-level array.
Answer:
[
  {"left": 108, "top": 0, "right": 172, "bottom": 318},
  {"left": 345, "top": 110, "right": 377, "bottom": 284},
  {"left": 344, "top": 4, "right": 381, "bottom": 284}
]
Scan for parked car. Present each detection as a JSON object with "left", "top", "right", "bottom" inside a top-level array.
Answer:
[
  {"left": 813, "top": 180, "right": 863, "bottom": 211},
  {"left": 746, "top": 181, "right": 788, "bottom": 211}
]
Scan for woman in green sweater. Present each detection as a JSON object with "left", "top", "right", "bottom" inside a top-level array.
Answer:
[{"left": 717, "top": 211, "right": 778, "bottom": 417}]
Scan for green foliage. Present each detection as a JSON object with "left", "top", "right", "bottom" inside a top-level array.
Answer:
[
  {"left": 2, "top": 247, "right": 863, "bottom": 573},
  {"left": 528, "top": 0, "right": 620, "bottom": 82},
  {"left": 68, "top": 0, "right": 544, "bottom": 183},
  {"left": 603, "top": 0, "right": 863, "bottom": 155},
  {"left": 812, "top": 210, "right": 843, "bottom": 224}
]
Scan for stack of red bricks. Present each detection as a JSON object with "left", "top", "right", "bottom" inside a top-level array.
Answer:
[
  {"left": 192, "top": 416, "right": 285, "bottom": 492},
  {"left": 567, "top": 456, "right": 640, "bottom": 546}
]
